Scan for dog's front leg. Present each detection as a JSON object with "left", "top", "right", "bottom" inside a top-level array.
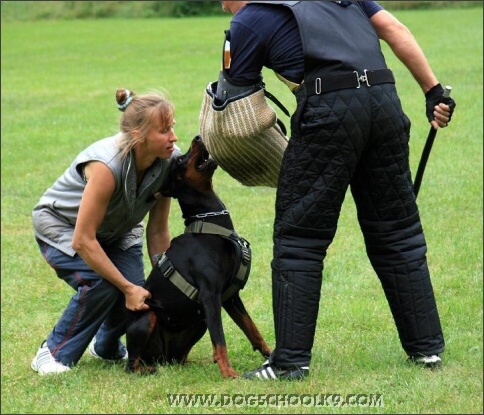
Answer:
[
  {"left": 212, "top": 343, "right": 238, "bottom": 379},
  {"left": 201, "top": 295, "right": 239, "bottom": 379}
]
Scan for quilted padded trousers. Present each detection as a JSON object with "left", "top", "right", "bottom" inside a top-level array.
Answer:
[{"left": 270, "top": 84, "right": 445, "bottom": 368}]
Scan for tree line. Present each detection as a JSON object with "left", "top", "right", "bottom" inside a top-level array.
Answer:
[{"left": 1, "top": 1, "right": 480, "bottom": 22}]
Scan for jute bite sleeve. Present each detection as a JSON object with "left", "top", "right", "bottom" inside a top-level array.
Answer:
[{"left": 199, "top": 80, "right": 288, "bottom": 188}]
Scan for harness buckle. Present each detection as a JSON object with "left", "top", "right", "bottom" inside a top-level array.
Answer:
[
  {"left": 156, "top": 253, "right": 175, "bottom": 278},
  {"left": 241, "top": 248, "right": 251, "bottom": 265},
  {"left": 237, "top": 236, "right": 250, "bottom": 249},
  {"left": 237, "top": 238, "right": 251, "bottom": 265},
  {"left": 354, "top": 69, "right": 371, "bottom": 88}
]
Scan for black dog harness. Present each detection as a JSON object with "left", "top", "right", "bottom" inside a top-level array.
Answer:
[{"left": 154, "top": 221, "right": 251, "bottom": 303}]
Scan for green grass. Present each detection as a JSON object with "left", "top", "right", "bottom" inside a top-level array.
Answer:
[{"left": 1, "top": 8, "right": 483, "bottom": 414}]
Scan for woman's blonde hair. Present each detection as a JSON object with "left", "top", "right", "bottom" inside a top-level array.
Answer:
[{"left": 115, "top": 88, "right": 174, "bottom": 159}]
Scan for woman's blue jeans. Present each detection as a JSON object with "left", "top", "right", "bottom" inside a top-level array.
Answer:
[{"left": 36, "top": 239, "right": 145, "bottom": 367}]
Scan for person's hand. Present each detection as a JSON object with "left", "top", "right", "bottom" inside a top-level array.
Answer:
[
  {"left": 125, "top": 284, "right": 151, "bottom": 311},
  {"left": 425, "top": 83, "right": 456, "bottom": 129}
]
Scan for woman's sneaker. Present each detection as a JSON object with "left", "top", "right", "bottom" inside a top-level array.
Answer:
[
  {"left": 409, "top": 354, "right": 442, "bottom": 368},
  {"left": 88, "top": 337, "right": 128, "bottom": 361},
  {"left": 31, "top": 341, "right": 71, "bottom": 376},
  {"left": 243, "top": 360, "right": 309, "bottom": 380}
]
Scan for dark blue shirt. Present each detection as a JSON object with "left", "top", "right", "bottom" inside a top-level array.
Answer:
[{"left": 226, "top": 1, "right": 384, "bottom": 84}]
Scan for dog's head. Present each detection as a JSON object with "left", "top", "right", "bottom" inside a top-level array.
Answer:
[{"left": 162, "top": 135, "right": 218, "bottom": 199}]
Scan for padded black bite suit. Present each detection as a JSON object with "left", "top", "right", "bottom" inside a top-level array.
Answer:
[{"left": 262, "top": 1, "right": 445, "bottom": 368}]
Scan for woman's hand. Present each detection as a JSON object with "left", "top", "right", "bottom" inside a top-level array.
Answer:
[{"left": 125, "top": 284, "right": 152, "bottom": 311}]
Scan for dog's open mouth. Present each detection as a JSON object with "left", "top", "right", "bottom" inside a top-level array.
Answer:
[
  {"left": 197, "top": 149, "right": 217, "bottom": 172},
  {"left": 194, "top": 138, "right": 218, "bottom": 172}
]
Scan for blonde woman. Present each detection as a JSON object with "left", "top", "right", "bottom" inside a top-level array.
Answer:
[{"left": 31, "top": 88, "right": 180, "bottom": 375}]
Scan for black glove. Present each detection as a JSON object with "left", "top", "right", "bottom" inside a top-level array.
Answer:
[{"left": 425, "top": 83, "right": 456, "bottom": 123}]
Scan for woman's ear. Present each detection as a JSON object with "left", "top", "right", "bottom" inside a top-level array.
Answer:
[
  {"left": 131, "top": 129, "right": 146, "bottom": 147},
  {"left": 131, "top": 129, "right": 140, "bottom": 140}
]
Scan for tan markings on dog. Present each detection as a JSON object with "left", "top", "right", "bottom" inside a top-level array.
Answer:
[{"left": 212, "top": 343, "right": 239, "bottom": 379}]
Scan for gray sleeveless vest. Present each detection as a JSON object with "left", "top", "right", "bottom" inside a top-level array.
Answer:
[
  {"left": 249, "top": 1, "right": 388, "bottom": 79},
  {"left": 32, "top": 133, "right": 176, "bottom": 256}
]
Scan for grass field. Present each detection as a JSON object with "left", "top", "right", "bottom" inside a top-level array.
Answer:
[{"left": 1, "top": 7, "right": 483, "bottom": 415}]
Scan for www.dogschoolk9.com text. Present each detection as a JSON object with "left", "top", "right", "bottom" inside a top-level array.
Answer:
[{"left": 167, "top": 393, "right": 384, "bottom": 408}]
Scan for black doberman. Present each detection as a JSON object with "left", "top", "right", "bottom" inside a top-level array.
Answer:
[{"left": 125, "top": 135, "right": 271, "bottom": 379}]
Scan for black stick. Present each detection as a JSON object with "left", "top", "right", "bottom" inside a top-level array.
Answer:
[{"left": 413, "top": 85, "right": 452, "bottom": 198}]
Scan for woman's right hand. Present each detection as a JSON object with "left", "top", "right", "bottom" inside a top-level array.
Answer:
[{"left": 125, "top": 284, "right": 151, "bottom": 311}]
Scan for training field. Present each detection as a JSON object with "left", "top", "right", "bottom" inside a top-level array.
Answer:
[{"left": 1, "top": 7, "right": 482, "bottom": 415}]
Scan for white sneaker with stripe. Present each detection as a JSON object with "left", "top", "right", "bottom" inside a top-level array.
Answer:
[{"left": 31, "top": 341, "right": 71, "bottom": 376}]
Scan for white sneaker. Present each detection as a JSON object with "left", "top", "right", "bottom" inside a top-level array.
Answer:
[
  {"left": 409, "top": 354, "right": 442, "bottom": 368},
  {"left": 31, "top": 341, "right": 71, "bottom": 375}
]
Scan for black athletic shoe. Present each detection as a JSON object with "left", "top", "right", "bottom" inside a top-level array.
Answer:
[
  {"left": 243, "top": 360, "right": 309, "bottom": 380},
  {"left": 408, "top": 354, "right": 442, "bottom": 369}
]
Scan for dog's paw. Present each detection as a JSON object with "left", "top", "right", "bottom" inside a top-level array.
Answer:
[
  {"left": 125, "top": 360, "right": 158, "bottom": 376},
  {"left": 221, "top": 368, "right": 239, "bottom": 379}
]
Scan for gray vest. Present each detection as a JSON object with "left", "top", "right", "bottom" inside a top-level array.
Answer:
[
  {"left": 32, "top": 133, "right": 176, "bottom": 256},
  {"left": 250, "top": 1, "right": 388, "bottom": 79}
]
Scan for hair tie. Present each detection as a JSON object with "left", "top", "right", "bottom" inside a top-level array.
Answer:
[{"left": 117, "top": 89, "right": 133, "bottom": 110}]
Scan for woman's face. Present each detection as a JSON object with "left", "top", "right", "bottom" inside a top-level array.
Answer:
[{"left": 143, "top": 112, "right": 178, "bottom": 160}]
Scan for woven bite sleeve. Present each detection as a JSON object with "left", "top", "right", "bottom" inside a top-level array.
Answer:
[{"left": 199, "top": 82, "right": 288, "bottom": 188}]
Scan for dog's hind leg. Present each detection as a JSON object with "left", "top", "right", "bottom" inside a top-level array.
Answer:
[{"left": 223, "top": 294, "right": 271, "bottom": 358}]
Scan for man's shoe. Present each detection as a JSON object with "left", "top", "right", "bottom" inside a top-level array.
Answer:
[
  {"left": 31, "top": 341, "right": 71, "bottom": 376},
  {"left": 243, "top": 360, "right": 309, "bottom": 380},
  {"left": 409, "top": 354, "right": 442, "bottom": 368},
  {"left": 89, "top": 337, "right": 128, "bottom": 361}
]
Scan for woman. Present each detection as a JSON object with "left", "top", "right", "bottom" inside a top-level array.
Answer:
[{"left": 31, "top": 88, "right": 180, "bottom": 375}]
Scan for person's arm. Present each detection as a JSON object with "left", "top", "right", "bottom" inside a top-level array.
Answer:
[
  {"left": 72, "top": 161, "right": 151, "bottom": 311},
  {"left": 146, "top": 196, "right": 172, "bottom": 267},
  {"left": 370, "top": 9, "right": 454, "bottom": 129},
  {"left": 371, "top": 9, "right": 438, "bottom": 93}
]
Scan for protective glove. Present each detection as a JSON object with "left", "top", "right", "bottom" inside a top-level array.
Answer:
[{"left": 425, "top": 83, "right": 456, "bottom": 124}]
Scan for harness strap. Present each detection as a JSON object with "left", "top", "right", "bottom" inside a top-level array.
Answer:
[
  {"left": 185, "top": 221, "right": 234, "bottom": 238},
  {"left": 156, "top": 253, "right": 199, "bottom": 301},
  {"left": 222, "top": 245, "right": 251, "bottom": 302},
  {"left": 156, "top": 221, "right": 251, "bottom": 303}
]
